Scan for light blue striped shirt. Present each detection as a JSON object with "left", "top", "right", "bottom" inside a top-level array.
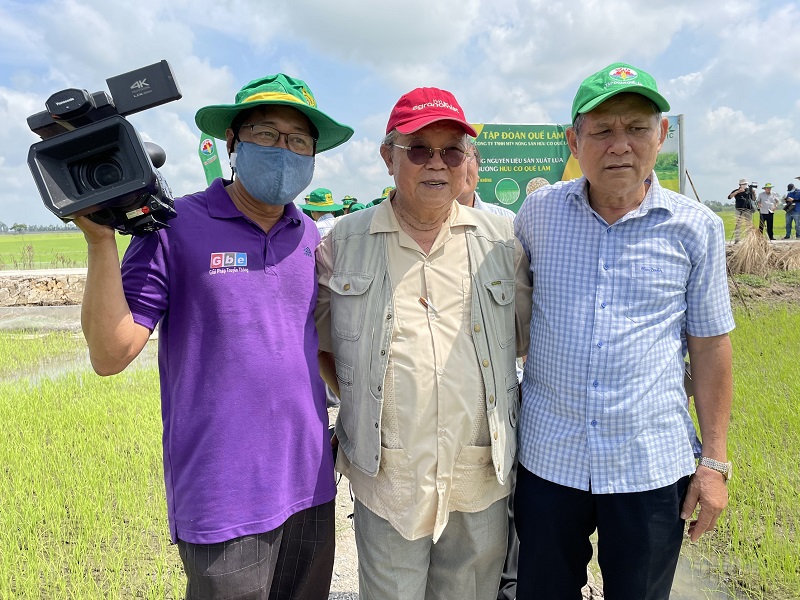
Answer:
[{"left": 514, "top": 173, "right": 735, "bottom": 493}]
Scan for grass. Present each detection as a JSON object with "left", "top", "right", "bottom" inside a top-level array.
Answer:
[
  {"left": 0, "top": 333, "right": 182, "bottom": 598},
  {"left": 692, "top": 304, "right": 800, "bottom": 599},
  {"left": 0, "top": 232, "right": 131, "bottom": 270},
  {"left": 1, "top": 299, "right": 799, "bottom": 598}
]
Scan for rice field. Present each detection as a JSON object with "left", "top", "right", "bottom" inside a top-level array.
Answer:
[
  {"left": 0, "top": 301, "right": 799, "bottom": 598},
  {"left": 0, "top": 233, "right": 131, "bottom": 270}
]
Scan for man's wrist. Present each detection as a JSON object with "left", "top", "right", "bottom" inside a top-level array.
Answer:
[{"left": 698, "top": 456, "right": 733, "bottom": 481}]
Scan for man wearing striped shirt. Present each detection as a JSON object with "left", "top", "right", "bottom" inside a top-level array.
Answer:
[{"left": 513, "top": 63, "right": 734, "bottom": 599}]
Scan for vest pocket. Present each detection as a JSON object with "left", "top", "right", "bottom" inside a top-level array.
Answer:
[
  {"left": 506, "top": 368, "right": 520, "bottom": 428},
  {"left": 330, "top": 272, "right": 374, "bottom": 341},
  {"left": 483, "top": 279, "right": 515, "bottom": 348}
]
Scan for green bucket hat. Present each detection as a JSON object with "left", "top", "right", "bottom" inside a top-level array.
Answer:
[
  {"left": 571, "top": 62, "right": 670, "bottom": 123},
  {"left": 348, "top": 202, "right": 367, "bottom": 213},
  {"left": 342, "top": 195, "right": 357, "bottom": 207},
  {"left": 381, "top": 186, "right": 395, "bottom": 198},
  {"left": 195, "top": 73, "right": 354, "bottom": 152},
  {"left": 299, "top": 187, "right": 341, "bottom": 212}
]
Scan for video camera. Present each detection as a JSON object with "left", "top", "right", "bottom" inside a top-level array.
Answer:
[{"left": 26, "top": 61, "right": 182, "bottom": 235}]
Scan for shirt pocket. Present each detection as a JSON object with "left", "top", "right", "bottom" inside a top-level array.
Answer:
[
  {"left": 482, "top": 279, "right": 515, "bottom": 348},
  {"left": 329, "top": 272, "right": 374, "bottom": 341},
  {"left": 624, "top": 262, "right": 686, "bottom": 324},
  {"left": 452, "top": 445, "right": 497, "bottom": 508},
  {"left": 376, "top": 447, "right": 414, "bottom": 511}
]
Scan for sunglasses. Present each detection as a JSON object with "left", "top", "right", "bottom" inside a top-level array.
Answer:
[{"left": 392, "top": 144, "right": 467, "bottom": 168}]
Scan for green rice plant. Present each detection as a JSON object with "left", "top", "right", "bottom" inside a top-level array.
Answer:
[
  {"left": 694, "top": 304, "right": 800, "bottom": 599},
  {"left": 0, "top": 331, "right": 87, "bottom": 379},
  {"left": 0, "top": 233, "right": 131, "bottom": 270},
  {"left": 0, "top": 347, "right": 183, "bottom": 598}
]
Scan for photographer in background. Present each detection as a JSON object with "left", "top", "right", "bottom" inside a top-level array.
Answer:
[
  {"left": 728, "top": 177, "right": 755, "bottom": 243},
  {"left": 75, "top": 73, "right": 353, "bottom": 600}
]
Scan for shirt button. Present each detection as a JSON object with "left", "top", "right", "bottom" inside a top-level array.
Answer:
[
  {"left": 489, "top": 395, "right": 495, "bottom": 404},
  {"left": 380, "top": 350, "right": 386, "bottom": 356},
  {"left": 386, "top": 314, "right": 392, "bottom": 320},
  {"left": 591, "top": 420, "right": 598, "bottom": 427},
  {"left": 437, "top": 367, "right": 444, "bottom": 375},
  {"left": 437, "top": 482, "right": 446, "bottom": 490},
  {"left": 343, "top": 283, "right": 350, "bottom": 291},
  {"left": 601, "top": 302, "right": 607, "bottom": 308},
  {"left": 597, "top": 342, "right": 603, "bottom": 348},
  {"left": 603, "top": 264, "right": 609, "bottom": 270},
  {"left": 439, "top": 428, "right": 446, "bottom": 436},
  {"left": 592, "top": 380, "right": 599, "bottom": 387}
]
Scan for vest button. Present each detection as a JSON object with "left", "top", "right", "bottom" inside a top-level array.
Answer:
[
  {"left": 343, "top": 283, "right": 351, "bottom": 291},
  {"left": 474, "top": 324, "right": 481, "bottom": 333},
  {"left": 489, "top": 395, "right": 495, "bottom": 404},
  {"left": 380, "top": 350, "right": 386, "bottom": 356},
  {"left": 482, "top": 359, "right": 489, "bottom": 367}
]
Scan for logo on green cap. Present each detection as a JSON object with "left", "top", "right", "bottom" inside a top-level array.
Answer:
[{"left": 609, "top": 67, "right": 637, "bottom": 81}]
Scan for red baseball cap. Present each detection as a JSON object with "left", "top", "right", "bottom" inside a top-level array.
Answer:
[{"left": 386, "top": 87, "right": 477, "bottom": 137}]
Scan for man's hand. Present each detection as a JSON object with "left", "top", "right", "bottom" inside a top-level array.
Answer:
[
  {"left": 74, "top": 216, "right": 116, "bottom": 246},
  {"left": 680, "top": 464, "right": 729, "bottom": 542}
]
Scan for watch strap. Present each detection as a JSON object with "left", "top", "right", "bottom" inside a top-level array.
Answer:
[{"left": 699, "top": 456, "right": 732, "bottom": 481}]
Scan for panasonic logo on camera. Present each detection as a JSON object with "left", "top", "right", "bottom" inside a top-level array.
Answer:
[{"left": 55, "top": 98, "right": 75, "bottom": 106}]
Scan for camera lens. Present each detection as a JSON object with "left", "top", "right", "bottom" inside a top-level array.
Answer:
[
  {"left": 87, "top": 160, "right": 123, "bottom": 187},
  {"left": 79, "top": 156, "right": 124, "bottom": 190}
]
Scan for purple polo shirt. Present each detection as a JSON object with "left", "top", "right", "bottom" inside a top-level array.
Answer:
[{"left": 121, "top": 178, "right": 335, "bottom": 544}]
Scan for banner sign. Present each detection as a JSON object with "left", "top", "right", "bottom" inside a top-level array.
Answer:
[
  {"left": 472, "top": 115, "right": 683, "bottom": 213},
  {"left": 198, "top": 133, "right": 224, "bottom": 186}
]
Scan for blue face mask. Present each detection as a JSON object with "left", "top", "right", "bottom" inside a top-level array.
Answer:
[{"left": 232, "top": 142, "right": 315, "bottom": 205}]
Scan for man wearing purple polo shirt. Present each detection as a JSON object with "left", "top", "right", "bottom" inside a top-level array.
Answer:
[{"left": 75, "top": 74, "right": 353, "bottom": 600}]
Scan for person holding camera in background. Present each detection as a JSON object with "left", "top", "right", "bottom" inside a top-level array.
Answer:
[
  {"left": 75, "top": 73, "right": 353, "bottom": 600},
  {"left": 757, "top": 182, "right": 779, "bottom": 240},
  {"left": 728, "top": 177, "right": 755, "bottom": 242}
]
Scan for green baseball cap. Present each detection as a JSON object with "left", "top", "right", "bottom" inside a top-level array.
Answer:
[
  {"left": 195, "top": 73, "right": 354, "bottom": 152},
  {"left": 299, "top": 187, "right": 341, "bottom": 212},
  {"left": 342, "top": 195, "right": 357, "bottom": 206},
  {"left": 571, "top": 63, "right": 670, "bottom": 123}
]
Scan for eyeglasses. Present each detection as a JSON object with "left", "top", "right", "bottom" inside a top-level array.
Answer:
[
  {"left": 392, "top": 143, "right": 467, "bottom": 168},
  {"left": 240, "top": 124, "right": 316, "bottom": 155}
]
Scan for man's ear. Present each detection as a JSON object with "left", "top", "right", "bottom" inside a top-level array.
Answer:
[
  {"left": 380, "top": 143, "right": 395, "bottom": 176},
  {"left": 566, "top": 126, "right": 579, "bottom": 158},
  {"left": 225, "top": 128, "right": 236, "bottom": 156}
]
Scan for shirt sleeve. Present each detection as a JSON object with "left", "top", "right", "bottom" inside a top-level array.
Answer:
[
  {"left": 514, "top": 237, "right": 532, "bottom": 357},
  {"left": 314, "top": 231, "right": 335, "bottom": 353},
  {"left": 685, "top": 215, "right": 735, "bottom": 338},
  {"left": 121, "top": 230, "right": 169, "bottom": 331}
]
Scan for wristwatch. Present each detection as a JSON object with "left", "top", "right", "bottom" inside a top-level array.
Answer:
[{"left": 699, "top": 457, "right": 733, "bottom": 482}]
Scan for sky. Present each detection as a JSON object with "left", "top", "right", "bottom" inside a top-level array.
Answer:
[{"left": 1, "top": 0, "right": 799, "bottom": 226}]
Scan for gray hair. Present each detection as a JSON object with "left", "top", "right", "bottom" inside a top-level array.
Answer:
[{"left": 382, "top": 129, "right": 399, "bottom": 147}]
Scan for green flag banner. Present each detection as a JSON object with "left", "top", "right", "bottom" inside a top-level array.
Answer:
[
  {"left": 472, "top": 116, "right": 684, "bottom": 213},
  {"left": 198, "top": 134, "right": 224, "bottom": 186}
]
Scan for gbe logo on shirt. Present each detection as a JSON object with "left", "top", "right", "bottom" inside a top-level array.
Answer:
[{"left": 210, "top": 252, "right": 248, "bottom": 268}]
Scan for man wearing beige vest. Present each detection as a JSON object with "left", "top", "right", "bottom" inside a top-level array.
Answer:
[{"left": 316, "top": 86, "right": 531, "bottom": 600}]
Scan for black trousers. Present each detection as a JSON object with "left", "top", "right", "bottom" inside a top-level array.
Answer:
[
  {"left": 759, "top": 212, "right": 775, "bottom": 239},
  {"left": 178, "top": 500, "right": 336, "bottom": 600},
  {"left": 514, "top": 466, "right": 689, "bottom": 600}
]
